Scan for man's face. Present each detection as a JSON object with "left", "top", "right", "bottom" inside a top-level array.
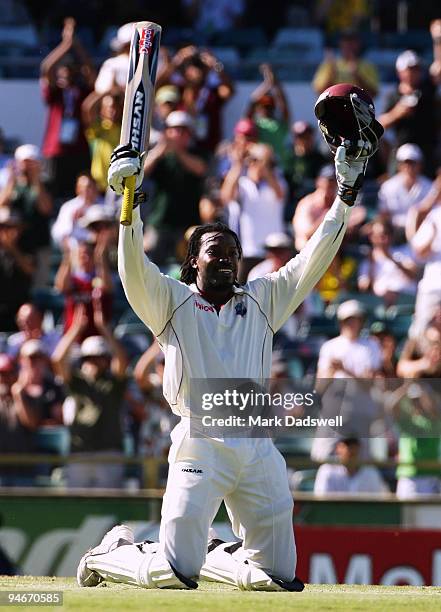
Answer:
[
  {"left": 336, "top": 441, "right": 360, "bottom": 463},
  {"left": 76, "top": 175, "right": 98, "bottom": 202},
  {"left": 370, "top": 223, "right": 391, "bottom": 249},
  {"left": 193, "top": 232, "right": 240, "bottom": 290},
  {"left": 165, "top": 126, "right": 191, "bottom": 149},
  {"left": 341, "top": 315, "right": 364, "bottom": 337},
  {"left": 17, "top": 304, "right": 42, "bottom": 332}
]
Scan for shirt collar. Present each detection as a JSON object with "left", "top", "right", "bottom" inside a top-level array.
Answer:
[{"left": 189, "top": 283, "right": 245, "bottom": 295}]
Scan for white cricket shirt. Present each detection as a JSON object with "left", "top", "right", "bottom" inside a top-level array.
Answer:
[{"left": 118, "top": 199, "right": 350, "bottom": 417}]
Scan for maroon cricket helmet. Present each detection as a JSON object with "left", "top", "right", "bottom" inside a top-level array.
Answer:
[{"left": 314, "top": 83, "right": 384, "bottom": 159}]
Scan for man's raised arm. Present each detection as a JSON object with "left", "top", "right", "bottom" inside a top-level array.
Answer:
[{"left": 257, "top": 146, "right": 368, "bottom": 331}]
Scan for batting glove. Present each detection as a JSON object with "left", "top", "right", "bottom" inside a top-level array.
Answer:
[
  {"left": 334, "top": 145, "right": 368, "bottom": 206},
  {"left": 108, "top": 144, "right": 144, "bottom": 195}
]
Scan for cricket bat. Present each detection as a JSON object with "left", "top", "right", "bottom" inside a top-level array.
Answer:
[{"left": 119, "top": 21, "right": 162, "bottom": 226}]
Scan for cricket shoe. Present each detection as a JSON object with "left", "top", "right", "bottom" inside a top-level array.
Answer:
[{"left": 77, "top": 524, "right": 134, "bottom": 587}]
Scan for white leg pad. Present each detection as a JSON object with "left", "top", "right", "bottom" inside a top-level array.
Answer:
[
  {"left": 87, "top": 543, "right": 194, "bottom": 590},
  {"left": 200, "top": 543, "right": 285, "bottom": 591}
]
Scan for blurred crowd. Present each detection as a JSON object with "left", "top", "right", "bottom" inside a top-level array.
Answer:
[{"left": 0, "top": 12, "right": 441, "bottom": 497}]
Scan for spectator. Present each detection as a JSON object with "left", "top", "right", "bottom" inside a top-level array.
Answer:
[
  {"left": 52, "top": 301, "right": 129, "bottom": 489},
  {"left": 82, "top": 92, "right": 123, "bottom": 193},
  {"left": 386, "top": 381, "right": 441, "bottom": 498},
  {"left": 369, "top": 322, "right": 398, "bottom": 379},
  {"left": 143, "top": 111, "right": 208, "bottom": 266},
  {"left": 55, "top": 236, "right": 113, "bottom": 341},
  {"left": 7, "top": 303, "right": 60, "bottom": 359},
  {"left": 247, "top": 232, "right": 294, "bottom": 281},
  {"left": 317, "top": 300, "right": 382, "bottom": 378},
  {"left": 358, "top": 217, "right": 418, "bottom": 306},
  {"left": 409, "top": 190, "right": 441, "bottom": 336},
  {"left": 378, "top": 144, "right": 432, "bottom": 242},
  {"left": 40, "top": 17, "right": 95, "bottom": 200},
  {"left": 292, "top": 165, "right": 336, "bottom": 251},
  {"left": 214, "top": 117, "right": 258, "bottom": 180},
  {"left": 246, "top": 64, "right": 291, "bottom": 169},
  {"left": 152, "top": 85, "right": 181, "bottom": 134},
  {"left": 285, "top": 121, "right": 329, "bottom": 207},
  {"left": 221, "top": 142, "right": 287, "bottom": 282},
  {"left": 94, "top": 23, "right": 132, "bottom": 95},
  {"left": 311, "top": 300, "right": 383, "bottom": 461},
  {"left": 0, "top": 144, "right": 53, "bottom": 287},
  {"left": 51, "top": 173, "right": 102, "bottom": 247},
  {"left": 13, "top": 340, "right": 64, "bottom": 427},
  {"left": 379, "top": 50, "right": 438, "bottom": 176},
  {"left": 158, "top": 46, "right": 234, "bottom": 153},
  {"left": 314, "top": 437, "right": 388, "bottom": 494},
  {"left": 430, "top": 19, "right": 441, "bottom": 85},
  {"left": 0, "top": 353, "right": 39, "bottom": 485},
  {"left": 0, "top": 210, "right": 34, "bottom": 332},
  {"left": 397, "top": 324, "right": 441, "bottom": 379},
  {"left": 134, "top": 340, "right": 178, "bottom": 459},
  {"left": 313, "top": 30, "right": 378, "bottom": 98}
]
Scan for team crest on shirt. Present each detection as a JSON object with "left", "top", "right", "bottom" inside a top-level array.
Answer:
[{"left": 235, "top": 302, "right": 247, "bottom": 317}]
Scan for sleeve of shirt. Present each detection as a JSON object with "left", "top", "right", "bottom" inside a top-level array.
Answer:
[
  {"left": 250, "top": 198, "right": 351, "bottom": 331},
  {"left": 314, "top": 464, "right": 334, "bottom": 494},
  {"left": 362, "top": 467, "right": 388, "bottom": 493},
  {"left": 317, "top": 340, "right": 332, "bottom": 376},
  {"left": 118, "top": 207, "right": 191, "bottom": 336},
  {"left": 411, "top": 211, "right": 436, "bottom": 254}
]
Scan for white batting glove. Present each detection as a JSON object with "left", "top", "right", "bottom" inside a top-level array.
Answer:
[
  {"left": 335, "top": 145, "right": 368, "bottom": 206},
  {"left": 108, "top": 145, "right": 144, "bottom": 195}
]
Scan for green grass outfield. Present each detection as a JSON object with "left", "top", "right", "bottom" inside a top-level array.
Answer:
[{"left": 1, "top": 576, "right": 441, "bottom": 611}]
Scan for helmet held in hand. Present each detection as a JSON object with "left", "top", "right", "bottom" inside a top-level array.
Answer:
[{"left": 314, "top": 83, "right": 384, "bottom": 160}]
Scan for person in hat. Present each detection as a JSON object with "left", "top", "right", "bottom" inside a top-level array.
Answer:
[
  {"left": 314, "top": 436, "right": 388, "bottom": 494},
  {"left": 40, "top": 17, "right": 95, "bottom": 199},
  {"left": 378, "top": 143, "right": 432, "bottom": 241},
  {"left": 247, "top": 232, "right": 294, "bottom": 281},
  {"left": 94, "top": 22, "right": 134, "bottom": 95},
  {"left": 311, "top": 299, "right": 384, "bottom": 462},
  {"left": 0, "top": 209, "right": 34, "bottom": 331},
  {"left": 52, "top": 299, "right": 128, "bottom": 488},
  {"left": 0, "top": 143, "right": 53, "bottom": 287},
  {"left": 284, "top": 121, "right": 329, "bottom": 207},
  {"left": 142, "top": 110, "right": 208, "bottom": 266},
  {"left": 214, "top": 117, "right": 259, "bottom": 180},
  {"left": 153, "top": 86, "right": 181, "bottom": 132},
  {"left": 158, "top": 45, "right": 234, "bottom": 153},
  {"left": 246, "top": 63, "right": 290, "bottom": 168},
  {"left": 379, "top": 50, "right": 438, "bottom": 176},
  {"left": 51, "top": 173, "right": 103, "bottom": 247},
  {"left": 313, "top": 30, "right": 378, "bottom": 98},
  {"left": 317, "top": 299, "right": 383, "bottom": 380}
]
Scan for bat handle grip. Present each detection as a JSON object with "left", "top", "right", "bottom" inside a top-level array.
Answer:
[{"left": 120, "top": 175, "right": 136, "bottom": 226}]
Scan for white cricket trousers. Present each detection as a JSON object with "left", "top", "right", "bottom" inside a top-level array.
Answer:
[{"left": 159, "top": 420, "right": 296, "bottom": 581}]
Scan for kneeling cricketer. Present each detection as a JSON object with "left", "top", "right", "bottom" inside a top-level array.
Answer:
[{"left": 77, "top": 80, "right": 383, "bottom": 591}]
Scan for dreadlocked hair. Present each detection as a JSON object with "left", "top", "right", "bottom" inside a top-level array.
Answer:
[{"left": 180, "top": 222, "right": 242, "bottom": 285}]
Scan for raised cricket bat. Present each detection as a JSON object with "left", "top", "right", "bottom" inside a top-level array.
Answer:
[{"left": 119, "top": 21, "right": 162, "bottom": 226}]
